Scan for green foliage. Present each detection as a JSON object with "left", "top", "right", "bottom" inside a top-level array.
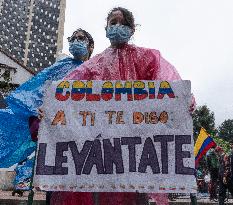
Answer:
[
  {"left": 0, "top": 81, "right": 18, "bottom": 97},
  {"left": 1, "top": 69, "right": 11, "bottom": 82},
  {"left": 218, "top": 119, "right": 233, "bottom": 142},
  {"left": 0, "top": 69, "right": 18, "bottom": 96},
  {"left": 212, "top": 135, "right": 231, "bottom": 154},
  {"left": 192, "top": 105, "right": 233, "bottom": 170},
  {"left": 192, "top": 105, "right": 216, "bottom": 141}
]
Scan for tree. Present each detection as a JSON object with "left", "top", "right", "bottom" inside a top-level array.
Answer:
[
  {"left": 192, "top": 105, "right": 216, "bottom": 141},
  {"left": 212, "top": 135, "right": 231, "bottom": 154},
  {"left": 218, "top": 119, "right": 233, "bottom": 142},
  {"left": 0, "top": 69, "right": 18, "bottom": 97},
  {"left": 0, "top": 68, "right": 18, "bottom": 108}
]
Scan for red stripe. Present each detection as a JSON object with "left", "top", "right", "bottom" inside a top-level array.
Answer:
[
  {"left": 196, "top": 136, "right": 215, "bottom": 158},
  {"left": 55, "top": 93, "right": 70, "bottom": 101},
  {"left": 195, "top": 141, "right": 216, "bottom": 166}
]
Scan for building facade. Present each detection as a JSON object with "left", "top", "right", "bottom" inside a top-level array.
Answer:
[
  {"left": 0, "top": 0, "right": 66, "bottom": 72},
  {"left": 0, "top": 48, "right": 35, "bottom": 105}
]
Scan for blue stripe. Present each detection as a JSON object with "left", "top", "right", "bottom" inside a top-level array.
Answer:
[
  {"left": 56, "top": 88, "right": 64, "bottom": 93},
  {"left": 196, "top": 136, "right": 214, "bottom": 158},
  {"left": 158, "top": 88, "right": 173, "bottom": 94},
  {"left": 134, "top": 88, "right": 147, "bottom": 94},
  {"left": 102, "top": 88, "right": 114, "bottom": 94},
  {"left": 115, "top": 88, "right": 132, "bottom": 94},
  {"left": 149, "top": 88, "right": 155, "bottom": 94},
  {"left": 86, "top": 88, "right": 93, "bottom": 94},
  {"left": 71, "top": 88, "right": 86, "bottom": 94}
]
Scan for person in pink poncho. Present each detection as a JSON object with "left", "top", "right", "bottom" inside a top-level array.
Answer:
[{"left": 65, "top": 7, "right": 194, "bottom": 205}]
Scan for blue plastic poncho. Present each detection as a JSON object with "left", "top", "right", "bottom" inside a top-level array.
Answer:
[
  {"left": 13, "top": 156, "right": 35, "bottom": 190},
  {"left": 0, "top": 57, "right": 83, "bottom": 168}
]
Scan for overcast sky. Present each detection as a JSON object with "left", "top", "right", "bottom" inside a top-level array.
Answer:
[{"left": 62, "top": 0, "right": 233, "bottom": 126}]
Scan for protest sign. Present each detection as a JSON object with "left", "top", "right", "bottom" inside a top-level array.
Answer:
[{"left": 34, "top": 80, "right": 196, "bottom": 193}]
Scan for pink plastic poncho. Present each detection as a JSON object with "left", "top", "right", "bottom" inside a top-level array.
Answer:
[
  {"left": 66, "top": 44, "right": 181, "bottom": 81},
  {"left": 64, "top": 44, "right": 181, "bottom": 205},
  {"left": 50, "top": 192, "right": 94, "bottom": 205}
]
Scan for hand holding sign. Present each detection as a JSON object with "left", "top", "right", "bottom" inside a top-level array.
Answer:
[{"left": 34, "top": 80, "right": 196, "bottom": 193}]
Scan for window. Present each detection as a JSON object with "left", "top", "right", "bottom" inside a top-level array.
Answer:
[{"left": 2, "top": 70, "right": 11, "bottom": 81}]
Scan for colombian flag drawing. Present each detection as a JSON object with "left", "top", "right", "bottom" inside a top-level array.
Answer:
[{"left": 194, "top": 127, "right": 216, "bottom": 166}]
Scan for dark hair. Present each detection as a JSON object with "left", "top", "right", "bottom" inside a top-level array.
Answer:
[
  {"left": 106, "top": 7, "right": 135, "bottom": 31},
  {"left": 68, "top": 28, "right": 94, "bottom": 48},
  {"left": 68, "top": 28, "right": 94, "bottom": 58}
]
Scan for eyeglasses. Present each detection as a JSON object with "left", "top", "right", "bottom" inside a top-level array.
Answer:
[{"left": 67, "top": 32, "right": 89, "bottom": 44}]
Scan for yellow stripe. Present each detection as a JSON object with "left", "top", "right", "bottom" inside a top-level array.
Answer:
[{"left": 194, "top": 127, "right": 209, "bottom": 157}]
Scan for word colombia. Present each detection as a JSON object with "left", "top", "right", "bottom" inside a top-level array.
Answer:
[
  {"left": 55, "top": 80, "right": 176, "bottom": 101},
  {"left": 36, "top": 135, "right": 194, "bottom": 176}
]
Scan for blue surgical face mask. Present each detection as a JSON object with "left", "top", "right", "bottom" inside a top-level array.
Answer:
[
  {"left": 69, "top": 40, "right": 88, "bottom": 58},
  {"left": 106, "top": 25, "right": 133, "bottom": 44}
]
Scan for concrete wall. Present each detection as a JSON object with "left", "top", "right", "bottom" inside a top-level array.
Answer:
[{"left": 0, "top": 171, "right": 15, "bottom": 191}]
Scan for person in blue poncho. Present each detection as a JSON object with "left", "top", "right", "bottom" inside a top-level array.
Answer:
[
  {"left": 12, "top": 156, "right": 35, "bottom": 197},
  {"left": 0, "top": 28, "right": 94, "bottom": 168}
]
